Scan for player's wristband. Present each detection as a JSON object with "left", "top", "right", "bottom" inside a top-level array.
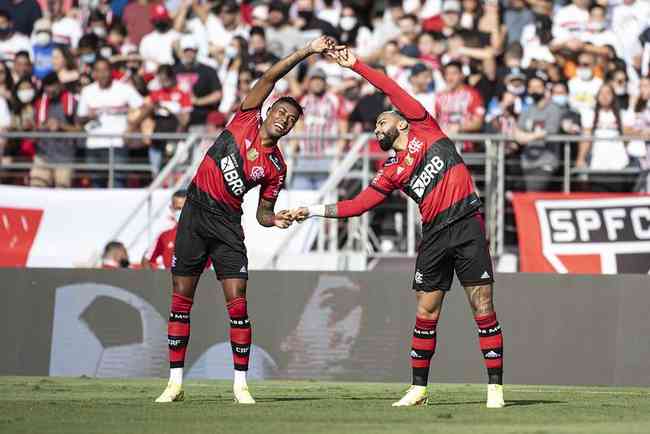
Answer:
[{"left": 307, "top": 204, "right": 326, "bottom": 218}]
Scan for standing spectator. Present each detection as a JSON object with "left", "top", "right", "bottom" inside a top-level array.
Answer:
[
  {"left": 142, "top": 189, "right": 187, "bottom": 269},
  {"left": 336, "top": 3, "right": 373, "bottom": 54},
  {"left": 51, "top": 46, "right": 79, "bottom": 91},
  {"left": 0, "top": 0, "right": 41, "bottom": 36},
  {"left": 208, "top": 0, "right": 250, "bottom": 50},
  {"left": 568, "top": 52, "right": 603, "bottom": 121},
  {"left": 292, "top": 67, "right": 347, "bottom": 190},
  {"left": 577, "top": 83, "right": 631, "bottom": 191},
  {"left": 50, "top": 0, "right": 83, "bottom": 49},
  {"left": 612, "top": 0, "right": 650, "bottom": 66},
  {"left": 265, "top": 1, "right": 301, "bottom": 58},
  {"left": 122, "top": 0, "right": 156, "bottom": 46},
  {"left": 503, "top": 0, "right": 534, "bottom": 46},
  {"left": 295, "top": 0, "right": 339, "bottom": 39},
  {"left": 0, "top": 11, "right": 32, "bottom": 67},
  {"left": 139, "top": 4, "right": 180, "bottom": 73},
  {"left": 144, "top": 64, "right": 191, "bottom": 175},
  {"left": 552, "top": 0, "right": 590, "bottom": 53},
  {"left": 30, "top": 72, "right": 77, "bottom": 187},
  {"left": 173, "top": 0, "right": 221, "bottom": 59},
  {"left": 12, "top": 51, "right": 32, "bottom": 82},
  {"left": 513, "top": 73, "right": 563, "bottom": 192},
  {"left": 434, "top": 61, "right": 484, "bottom": 151},
  {"left": 551, "top": 80, "right": 582, "bottom": 171},
  {"left": 173, "top": 35, "right": 222, "bottom": 130},
  {"left": 406, "top": 63, "right": 435, "bottom": 112},
  {"left": 247, "top": 26, "right": 279, "bottom": 79},
  {"left": 101, "top": 241, "right": 130, "bottom": 268},
  {"left": 77, "top": 57, "right": 146, "bottom": 187},
  {"left": 629, "top": 76, "right": 650, "bottom": 191},
  {"left": 581, "top": 5, "right": 623, "bottom": 60},
  {"left": 422, "top": 0, "right": 461, "bottom": 37},
  {"left": 31, "top": 18, "right": 55, "bottom": 80}
]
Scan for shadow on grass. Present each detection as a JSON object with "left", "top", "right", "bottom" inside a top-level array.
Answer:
[
  {"left": 256, "top": 397, "right": 327, "bottom": 402},
  {"left": 432, "top": 399, "right": 564, "bottom": 407}
]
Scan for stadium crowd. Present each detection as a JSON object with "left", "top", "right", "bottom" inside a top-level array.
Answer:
[{"left": 0, "top": 0, "right": 648, "bottom": 191}]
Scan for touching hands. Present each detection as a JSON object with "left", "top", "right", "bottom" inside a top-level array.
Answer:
[
  {"left": 274, "top": 210, "right": 294, "bottom": 229},
  {"left": 325, "top": 46, "right": 357, "bottom": 68},
  {"left": 307, "top": 36, "right": 338, "bottom": 55}
]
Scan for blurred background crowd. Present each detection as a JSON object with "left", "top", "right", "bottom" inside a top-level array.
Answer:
[{"left": 0, "top": 0, "right": 648, "bottom": 192}]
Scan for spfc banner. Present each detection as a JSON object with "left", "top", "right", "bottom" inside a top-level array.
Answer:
[{"left": 512, "top": 193, "right": 650, "bottom": 274}]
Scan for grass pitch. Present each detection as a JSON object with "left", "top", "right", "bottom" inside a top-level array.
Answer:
[{"left": 1, "top": 377, "right": 649, "bottom": 434}]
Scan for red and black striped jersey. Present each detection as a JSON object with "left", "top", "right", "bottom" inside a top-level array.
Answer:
[
  {"left": 370, "top": 112, "right": 481, "bottom": 234},
  {"left": 188, "top": 108, "right": 286, "bottom": 219}
]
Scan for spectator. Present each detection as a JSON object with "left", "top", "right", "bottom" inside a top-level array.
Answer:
[
  {"left": 568, "top": 52, "right": 603, "bottom": 120},
  {"left": 12, "top": 51, "right": 32, "bottom": 82},
  {"left": 434, "top": 60, "right": 485, "bottom": 151},
  {"left": 406, "top": 63, "right": 435, "bottom": 112},
  {"left": 0, "top": 77, "right": 9, "bottom": 159},
  {"left": 551, "top": 80, "right": 582, "bottom": 170},
  {"left": 503, "top": 0, "right": 535, "bottom": 46},
  {"left": 422, "top": 0, "right": 461, "bottom": 37},
  {"left": 31, "top": 18, "right": 55, "bottom": 80},
  {"left": 88, "top": 10, "right": 109, "bottom": 41},
  {"left": 208, "top": 0, "right": 250, "bottom": 50},
  {"left": 101, "top": 240, "right": 130, "bottom": 269},
  {"left": 0, "top": 0, "right": 41, "bottom": 36},
  {"left": 139, "top": 4, "right": 180, "bottom": 73},
  {"left": 173, "top": 0, "right": 221, "bottom": 59},
  {"left": 397, "top": 13, "right": 419, "bottom": 54},
  {"left": 552, "top": 0, "right": 590, "bottom": 53},
  {"left": 173, "top": 35, "right": 222, "bottom": 130},
  {"left": 49, "top": 0, "right": 83, "bottom": 49},
  {"left": 513, "top": 72, "right": 563, "bottom": 191},
  {"left": 577, "top": 83, "right": 631, "bottom": 191},
  {"left": 77, "top": 57, "right": 146, "bottom": 187},
  {"left": 265, "top": 1, "right": 302, "bottom": 59},
  {"left": 51, "top": 46, "right": 79, "bottom": 91},
  {"left": 316, "top": 0, "right": 341, "bottom": 28},
  {"left": 459, "top": 0, "right": 504, "bottom": 51},
  {"left": 488, "top": 69, "right": 526, "bottom": 119},
  {"left": 336, "top": 3, "right": 373, "bottom": 54},
  {"left": 216, "top": 36, "right": 249, "bottom": 116},
  {"left": 122, "top": 0, "right": 156, "bottom": 46},
  {"left": 77, "top": 33, "right": 101, "bottom": 74},
  {"left": 415, "top": 31, "right": 442, "bottom": 71},
  {"left": 0, "top": 10, "right": 32, "bottom": 67},
  {"left": 629, "top": 76, "right": 650, "bottom": 191},
  {"left": 520, "top": 6, "right": 554, "bottom": 68},
  {"left": 141, "top": 189, "right": 187, "bottom": 269},
  {"left": 247, "top": 26, "right": 279, "bottom": 79},
  {"left": 612, "top": 0, "right": 650, "bottom": 66},
  {"left": 30, "top": 72, "right": 77, "bottom": 187},
  {"left": 220, "top": 67, "right": 253, "bottom": 119},
  {"left": 106, "top": 21, "right": 128, "bottom": 53},
  {"left": 144, "top": 64, "right": 191, "bottom": 175},
  {"left": 608, "top": 68, "right": 631, "bottom": 111},
  {"left": 292, "top": 67, "right": 347, "bottom": 190},
  {"left": 295, "top": 0, "right": 339, "bottom": 39},
  {"left": 581, "top": 4, "right": 623, "bottom": 60},
  {"left": 0, "top": 59, "right": 12, "bottom": 100}
]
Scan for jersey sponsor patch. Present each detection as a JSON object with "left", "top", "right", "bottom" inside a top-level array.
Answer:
[
  {"left": 220, "top": 154, "right": 246, "bottom": 196},
  {"left": 269, "top": 154, "right": 283, "bottom": 171},
  {"left": 384, "top": 156, "right": 399, "bottom": 167},
  {"left": 410, "top": 155, "right": 445, "bottom": 198}
]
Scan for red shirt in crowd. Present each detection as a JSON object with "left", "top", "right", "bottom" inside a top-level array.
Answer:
[{"left": 146, "top": 84, "right": 193, "bottom": 117}]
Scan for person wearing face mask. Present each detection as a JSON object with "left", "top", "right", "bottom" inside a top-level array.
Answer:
[
  {"left": 512, "top": 72, "right": 564, "bottom": 191},
  {"left": 608, "top": 68, "right": 630, "bottom": 110},
  {"left": 88, "top": 11, "right": 108, "bottom": 41},
  {"left": 30, "top": 72, "right": 78, "bottom": 188},
  {"left": 0, "top": 10, "right": 32, "bottom": 70},
  {"left": 101, "top": 241, "right": 131, "bottom": 269},
  {"left": 139, "top": 4, "right": 181, "bottom": 74},
  {"left": 337, "top": 5, "right": 373, "bottom": 53},
  {"left": 142, "top": 190, "right": 210, "bottom": 270},
  {"left": 8, "top": 77, "right": 37, "bottom": 159},
  {"left": 568, "top": 52, "right": 604, "bottom": 121},
  {"left": 31, "top": 18, "right": 56, "bottom": 80}
]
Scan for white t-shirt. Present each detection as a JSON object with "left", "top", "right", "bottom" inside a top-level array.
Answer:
[
  {"left": 139, "top": 30, "right": 181, "bottom": 74},
  {"left": 581, "top": 29, "right": 624, "bottom": 58},
  {"left": 612, "top": 2, "right": 650, "bottom": 63},
  {"left": 77, "top": 81, "right": 144, "bottom": 149},
  {"left": 0, "top": 33, "right": 32, "bottom": 66},
  {"left": 568, "top": 77, "right": 603, "bottom": 121},
  {"left": 552, "top": 4, "right": 590, "bottom": 43},
  {"left": 582, "top": 109, "right": 630, "bottom": 170},
  {"left": 52, "top": 17, "right": 83, "bottom": 49}
]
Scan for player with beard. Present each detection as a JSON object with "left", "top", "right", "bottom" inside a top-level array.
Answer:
[
  {"left": 291, "top": 47, "right": 505, "bottom": 408},
  {"left": 155, "top": 36, "right": 337, "bottom": 405}
]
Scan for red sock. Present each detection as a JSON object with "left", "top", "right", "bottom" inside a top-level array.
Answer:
[
  {"left": 475, "top": 312, "right": 503, "bottom": 384},
  {"left": 227, "top": 297, "right": 251, "bottom": 371},
  {"left": 411, "top": 316, "right": 437, "bottom": 386},
  {"left": 168, "top": 293, "right": 193, "bottom": 369}
]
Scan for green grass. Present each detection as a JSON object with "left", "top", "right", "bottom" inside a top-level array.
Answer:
[{"left": 1, "top": 377, "right": 650, "bottom": 434}]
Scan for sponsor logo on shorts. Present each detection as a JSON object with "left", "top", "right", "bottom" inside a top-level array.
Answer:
[
  {"left": 481, "top": 271, "right": 491, "bottom": 279},
  {"left": 414, "top": 270, "right": 423, "bottom": 284},
  {"left": 220, "top": 154, "right": 246, "bottom": 196},
  {"left": 240, "top": 265, "right": 247, "bottom": 273},
  {"left": 410, "top": 155, "right": 445, "bottom": 198},
  {"left": 250, "top": 166, "right": 265, "bottom": 181}
]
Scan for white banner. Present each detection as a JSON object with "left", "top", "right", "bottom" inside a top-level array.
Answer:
[{"left": 0, "top": 186, "right": 319, "bottom": 269}]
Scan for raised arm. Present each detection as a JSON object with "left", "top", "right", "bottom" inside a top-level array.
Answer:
[
  {"left": 328, "top": 47, "right": 427, "bottom": 121},
  {"left": 240, "top": 36, "right": 336, "bottom": 111}
]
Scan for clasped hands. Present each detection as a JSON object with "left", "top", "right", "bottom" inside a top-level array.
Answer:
[{"left": 272, "top": 207, "right": 312, "bottom": 229}]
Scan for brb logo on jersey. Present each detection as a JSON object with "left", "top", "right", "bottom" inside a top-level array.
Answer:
[
  {"left": 220, "top": 154, "right": 245, "bottom": 196},
  {"left": 410, "top": 155, "right": 445, "bottom": 198}
]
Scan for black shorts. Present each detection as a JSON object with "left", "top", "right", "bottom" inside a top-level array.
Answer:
[
  {"left": 172, "top": 199, "right": 248, "bottom": 280},
  {"left": 413, "top": 212, "right": 494, "bottom": 292}
]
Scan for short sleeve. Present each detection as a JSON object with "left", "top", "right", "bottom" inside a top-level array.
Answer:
[
  {"left": 179, "top": 91, "right": 192, "bottom": 112},
  {"left": 77, "top": 88, "right": 89, "bottom": 117},
  {"left": 468, "top": 89, "right": 485, "bottom": 117},
  {"left": 127, "top": 85, "right": 144, "bottom": 109}
]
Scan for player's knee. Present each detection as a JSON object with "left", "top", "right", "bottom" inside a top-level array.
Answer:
[
  {"left": 468, "top": 285, "right": 494, "bottom": 315},
  {"left": 222, "top": 279, "right": 247, "bottom": 302},
  {"left": 416, "top": 304, "right": 441, "bottom": 320},
  {"left": 172, "top": 275, "right": 198, "bottom": 298}
]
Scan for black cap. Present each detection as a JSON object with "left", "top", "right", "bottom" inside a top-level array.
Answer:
[
  {"left": 528, "top": 69, "right": 549, "bottom": 85},
  {"left": 411, "top": 63, "right": 428, "bottom": 76}
]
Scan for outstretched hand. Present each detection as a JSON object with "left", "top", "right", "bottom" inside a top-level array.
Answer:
[
  {"left": 274, "top": 210, "right": 294, "bottom": 229},
  {"left": 290, "top": 207, "right": 310, "bottom": 223},
  {"left": 307, "top": 36, "right": 338, "bottom": 55},
  {"left": 325, "top": 46, "right": 357, "bottom": 68}
]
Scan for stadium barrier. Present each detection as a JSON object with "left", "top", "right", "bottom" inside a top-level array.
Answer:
[{"left": 2, "top": 268, "right": 650, "bottom": 387}]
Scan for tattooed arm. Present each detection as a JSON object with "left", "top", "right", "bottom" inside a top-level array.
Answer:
[{"left": 257, "top": 197, "right": 293, "bottom": 228}]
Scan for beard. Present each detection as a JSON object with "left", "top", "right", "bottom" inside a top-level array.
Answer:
[{"left": 378, "top": 126, "right": 399, "bottom": 151}]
